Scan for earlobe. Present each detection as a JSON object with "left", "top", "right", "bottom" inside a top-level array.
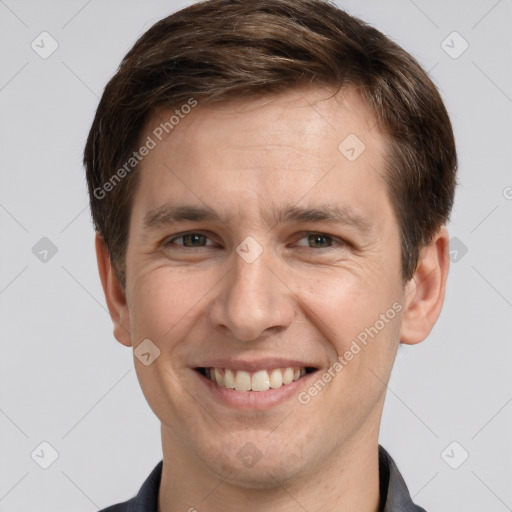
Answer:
[
  {"left": 95, "top": 233, "right": 132, "bottom": 347},
  {"left": 399, "top": 227, "right": 450, "bottom": 345}
]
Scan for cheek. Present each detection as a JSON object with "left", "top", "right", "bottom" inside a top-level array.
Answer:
[
  {"left": 129, "top": 267, "right": 215, "bottom": 338},
  {"left": 295, "top": 269, "right": 403, "bottom": 404},
  {"left": 296, "top": 268, "right": 400, "bottom": 344}
]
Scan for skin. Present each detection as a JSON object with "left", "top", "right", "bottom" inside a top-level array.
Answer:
[{"left": 96, "top": 85, "right": 450, "bottom": 512}]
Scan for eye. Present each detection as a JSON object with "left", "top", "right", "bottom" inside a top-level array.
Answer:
[
  {"left": 163, "top": 231, "right": 346, "bottom": 251},
  {"left": 164, "top": 232, "right": 215, "bottom": 248},
  {"left": 295, "top": 233, "right": 343, "bottom": 249}
]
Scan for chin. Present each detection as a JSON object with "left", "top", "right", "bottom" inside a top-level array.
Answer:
[
  {"left": 200, "top": 432, "right": 309, "bottom": 489},
  {"left": 218, "top": 459, "right": 303, "bottom": 490}
]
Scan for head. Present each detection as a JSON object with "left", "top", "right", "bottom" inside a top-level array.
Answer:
[{"left": 85, "top": 0, "right": 456, "bottom": 488}]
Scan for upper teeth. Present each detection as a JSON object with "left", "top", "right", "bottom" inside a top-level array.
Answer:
[{"left": 205, "top": 367, "right": 306, "bottom": 391}]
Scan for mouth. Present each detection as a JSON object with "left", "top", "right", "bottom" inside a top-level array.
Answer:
[{"left": 195, "top": 366, "right": 317, "bottom": 392}]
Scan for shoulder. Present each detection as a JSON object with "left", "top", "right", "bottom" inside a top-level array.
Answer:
[
  {"left": 97, "top": 460, "right": 163, "bottom": 512},
  {"left": 98, "top": 502, "right": 131, "bottom": 512}
]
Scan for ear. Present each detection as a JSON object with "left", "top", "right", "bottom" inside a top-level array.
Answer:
[
  {"left": 400, "top": 226, "right": 450, "bottom": 345},
  {"left": 95, "top": 233, "right": 132, "bottom": 347}
]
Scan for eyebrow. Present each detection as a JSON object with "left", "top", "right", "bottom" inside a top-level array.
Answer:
[{"left": 142, "top": 203, "right": 372, "bottom": 234}]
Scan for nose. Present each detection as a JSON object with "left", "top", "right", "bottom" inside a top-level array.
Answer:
[{"left": 208, "top": 247, "right": 295, "bottom": 342}]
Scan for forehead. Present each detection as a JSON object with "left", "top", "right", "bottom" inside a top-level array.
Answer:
[
  {"left": 144, "top": 85, "right": 382, "bottom": 167},
  {"left": 131, "top": 86, "right": 390, "bottom": 229}
]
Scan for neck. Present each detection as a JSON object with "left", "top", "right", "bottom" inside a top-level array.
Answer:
[{"left": 158, "top": 424, "right": 382, "bottom": 512}]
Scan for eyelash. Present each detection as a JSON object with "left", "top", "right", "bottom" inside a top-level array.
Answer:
[{"left": 163, "top": 231, "right": 346, "bottom": 250}]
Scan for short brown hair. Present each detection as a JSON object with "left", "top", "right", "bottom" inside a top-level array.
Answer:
[{"left": 84, "top": 0, "right": 457, "bottom": 290}]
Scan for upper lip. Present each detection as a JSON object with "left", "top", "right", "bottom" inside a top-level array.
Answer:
[{"left": 193, "top": 358, "right": 319, "bottom": 372}]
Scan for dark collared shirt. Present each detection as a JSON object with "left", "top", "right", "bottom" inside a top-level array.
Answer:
[{"left": 99, "top": 445, "right": 426, "bottom": 511}]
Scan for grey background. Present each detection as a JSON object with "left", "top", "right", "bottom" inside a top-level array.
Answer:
[{"left": 0, "top": 0, "right": 511, "bottom": 510}]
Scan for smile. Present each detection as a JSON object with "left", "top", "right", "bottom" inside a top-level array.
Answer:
[{"left": 197, "top": 366, "right": 314, "bottom": 391}]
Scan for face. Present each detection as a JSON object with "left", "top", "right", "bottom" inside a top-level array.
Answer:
[{"left": 119, "top": 86, "right": 408, "bottom": 486}]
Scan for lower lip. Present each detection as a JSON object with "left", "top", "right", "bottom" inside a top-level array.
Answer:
[{"left": 194, "top": 370, "right": 318, "bottom": 410}]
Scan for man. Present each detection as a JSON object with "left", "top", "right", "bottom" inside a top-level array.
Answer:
[{"left": 84, "top": 0, "right": 457, "bottom": 510}]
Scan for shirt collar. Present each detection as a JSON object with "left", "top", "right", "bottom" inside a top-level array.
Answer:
[{"left": 378, "top": 445, "right": 427, "bottom": 512}]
